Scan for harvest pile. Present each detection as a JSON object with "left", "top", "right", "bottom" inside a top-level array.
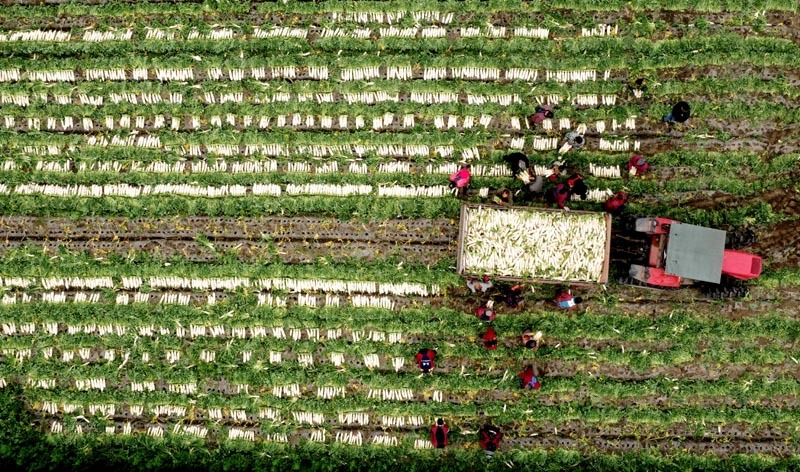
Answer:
[
  {"left": 460, "top": 206, "right": 608, "bottom": 282},
  {"left": 0, "top": 0, "right": 799, "bottom": 470}
]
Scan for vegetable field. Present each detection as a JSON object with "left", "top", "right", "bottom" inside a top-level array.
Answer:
[{"left": 0, "top": 1, "right": 799, "bottom": 470}]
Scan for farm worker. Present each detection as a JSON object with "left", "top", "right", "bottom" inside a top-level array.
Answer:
[
  {"left": 527, "top": 104, "right": 554, "bottom": 127},
  {"left": 499, "top": 283, "right": 524, "bottom": 308},
  {"left": 430, "top": 418, "right": 449, "bottom": 448},
  {"left": 478, "top": 425, "right": 503, "bottom": 458},
  {"left": 663, "top": 101, "right": 691, "bottom": 123},
  {"left": 481, "top": 326, "right": 498, "bottom": 350},
  {"left": 415, "top": 348, "right": 437, "bottom": 374},
  {"left": 475, "top": 300, "right": 496, "bottom": 322},
  {"left": 547, "top": 159, "right": 566, "bottom": 182},
  {"left": 566, "top": 173, "right": 588, "bottom": 200},
  {"left": 492, "top": 188, "right": 513, "bottom": 206},
  {"left": 503, "top": 152, "right": 529, "bottom": 175},
  {"left": 449, "top": 163, "right": 471, "bottom": 198},
  {"left": 628, "top": 77, "right": 647, "bottom": 98},
  {"left": 554, "top": 289, "right": 583, "bottom": 309},
  {"left": 547, "top": 183, "right": 572, "bottom": 210},
  {"left": 560, "top": 131, "right": 585, "bottom": 153},
  {"left": 522, "top": 329, "right": 543, "bottom": 350},
  {"left": 518, "top": 366, "right": 541, "bottom": 390},
  {"left": 466, "top": 275, "right": 493, "bottom": 294},
  {"left": 516, "top": 169, "right": 545, "bottom": 200},
  {"left": 626, "top": 155, "right": 649, "bottom": 175},
  {"left": 604, "top": 191, "right": 628, "bottom": 215}
]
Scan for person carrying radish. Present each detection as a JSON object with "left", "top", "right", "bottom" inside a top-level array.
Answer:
[
  {"left": 481, "top": 326, "right": 498, "bottom": 350},
  {"left": 560, "top": 131, "right": 585, "bottom": 153},
  {"left": 527, "top": 104, "right": 554, "bottom": 128},
  {"left": 522, "top": 329, "right": 543, "bottom": 350},
  {"left": 466, "top": 275, "right": 493, "bottom": 294},
  {"left": 492, "top": 188, "right": 513, "bottom": 206},
  {"left": 475, "top": 300, "right": 496, "bottom": 322},
  {"left": 554, "top": 288, "right": 582, "bottom": 309},
  {"left": 449, "top": 163, "right": 471, "bottom": 198},
  {"left": 626, "top": 154, "right": 649, "bottom": 175},
  {"left": 415, "top": 348, "right": 437, "bottom": 374},
  {"left": 478, "top": 424, "right": 503, "bottom": 458},
  {"left": 430, "top": 419, "right": 449, "bottom": 448},
  {"left": 518, "top": 366, "right": 541, "bottom": 390},
  {"left": 604, "top": 191, "right": 628, "bottom": 215}
]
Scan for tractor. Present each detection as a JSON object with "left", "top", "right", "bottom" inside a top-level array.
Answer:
[{"left": 625, "top": 217, "right": 762, "bottom": 297}]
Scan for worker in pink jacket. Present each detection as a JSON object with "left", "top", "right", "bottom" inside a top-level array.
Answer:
[
  {"left": 528, "top": 105, "right": 554, "bottom": 127},
  {"left": 449, "top": 163, "right": 471, "bottom": 198}
]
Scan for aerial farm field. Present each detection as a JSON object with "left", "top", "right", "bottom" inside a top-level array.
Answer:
[{"left": 0, "top": 0, "right": 799, "bottom": 470}]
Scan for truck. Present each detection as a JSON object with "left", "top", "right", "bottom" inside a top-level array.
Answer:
[
  {"left": 456, "top": 205, "right": 762, "bottom": 296},
  {"left": 626, "top": 217, "right": 762, "bottom": 297}
]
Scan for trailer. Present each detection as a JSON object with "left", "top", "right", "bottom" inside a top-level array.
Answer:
[{"left": 456, "top": 204, "right": 612, "bottom": 284}]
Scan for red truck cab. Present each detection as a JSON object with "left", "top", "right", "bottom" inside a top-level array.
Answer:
[{"left": 629, "top": 217, "right": 762, "bottom": 288}]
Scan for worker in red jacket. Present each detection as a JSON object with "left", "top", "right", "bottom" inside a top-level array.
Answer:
[
  {"left": 481, "top": 326, "right": 498, "bottom": 350},
  {"left": 554, "top": 288, "right": 583, "bottom": 309},
  {"left": 430, "top": 418, "right": 449, "bottom": 448},
  {"left": 499, "top": 283, "right": 524, "bottom": 308},
  {"left": 478, "top": 424, "right": 503, "bottom": 458},
  {"left": 626, "top": 154, "right": 649, "bottom": 175},
  {"left": 547, "top": 183, "right": 572, "bottom": 210},
  {"left": 566, "top": 173, "right": 588, "bottom": 200},
  {"left": 604, "top": 191, "right": 628, "bottom": 215},
  {"left": 518, "top": 366, "right": 541, "bottom": 390},
  {"left": 449, "top": 163, "right": 471, "bottom": 198},
  {"left": 415, "top": 348, "right": 437, "bottom": 374},
  {"left": 475, "top": 300, "right": 496, "bottom": 322}
]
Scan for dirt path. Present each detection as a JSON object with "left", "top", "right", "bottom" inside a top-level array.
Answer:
[{"left": 0, "top": 216, "right": 457, "bottom": 265}]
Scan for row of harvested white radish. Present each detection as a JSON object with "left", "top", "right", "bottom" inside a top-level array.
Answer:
[
  {"left": 582, "top": 24, "right": 619, "bottom": 37},
  {"left": 336, "top": 431, "right": 363, "bottom": 446},
  {"left": 599, "top": 138, "right": 642, "bottom": 152},
  {"left": 589, "top": 163, "right": 622, "bottom": 178},
  {"left": 173, "top": 424, "right": 208, "bottom": 438},
  {"left": 0, "top": 66, "right": 615, "bottom": 83},
  {"left": 167, "top": 383, "right": 197, "bottom": 395},
  {"left": 319, "top": 386, "right": 346, "bottom": 400},
  {"left": 229, "top": 429, "right": 256, "bottom": 441},
  {"left": 124, "top": 276, "right": 439, "bottom": 296},
  {"left": 381, "top": 415, "right": 425, "bottom": 427},
  {"left": 16, "top": 141, "right": 473, "bottom": 159},
  {"left": 273, "top": 384, "right": 302, "bottom": 398},
  {"left": 571, "top": 188, "right": 615, "bottom": 202},
  {"left": 74, "top": 378, "right": 107, "bottom": 392},
  {"left": 331, "top": 10, "right": 453, "bottom": 24},
  {"left": 367, "top": 388, "right": 414, "bottom": 401},
  {"left": 83, "top": 30, "right": 133, "bottom": 41},
  {"left": 85, "top": 134, "right": 161, "bottom": 147},
  {"left": 293, "top": 412, "right": 325, "bottom": 425},
  {"left": 0, "top": 30, "right": 72, "bottom": 42},
  {"left": 4, "top": 323, "right": 403, "bottom": 349},
  {"left": 546, "top": 70, "right": 597, "bottom": 82}
]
